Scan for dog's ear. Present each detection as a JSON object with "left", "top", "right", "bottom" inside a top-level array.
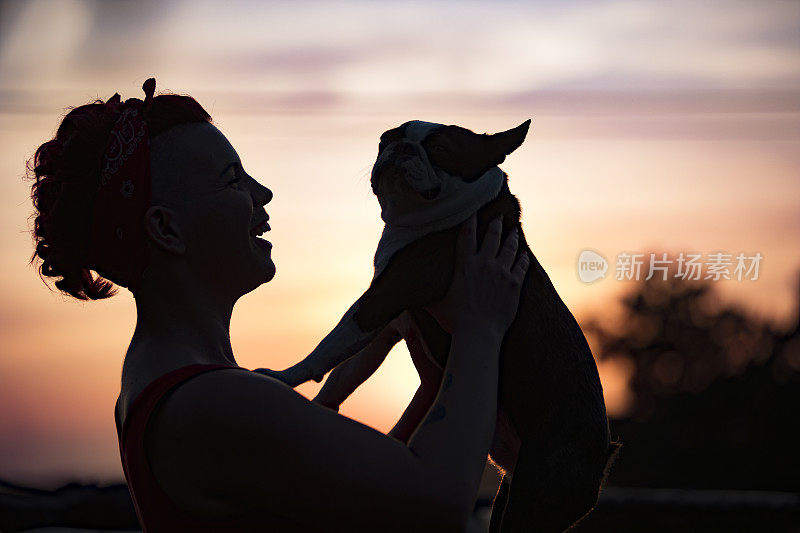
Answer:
[{"left": 485, "top": 119, "right": 531, "bottom": 165}]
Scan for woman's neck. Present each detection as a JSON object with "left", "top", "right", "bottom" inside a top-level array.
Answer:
[{"left": 129, "top": 269, "right": 238, "bottom": 368}]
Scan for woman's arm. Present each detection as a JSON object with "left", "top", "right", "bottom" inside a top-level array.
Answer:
[
  {"left": 405, "top": 327, "right": 502, "bottom": 506},
  {"left": 150, "top": 215, "right": 528, "bottom": 532},
  {"left": 151, "top": 366, "right": 487, "bottom": 532}
]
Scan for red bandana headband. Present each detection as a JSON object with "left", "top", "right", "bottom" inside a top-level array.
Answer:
[{"left": 87, "top": 78, "right": 155, "bottom": 291}]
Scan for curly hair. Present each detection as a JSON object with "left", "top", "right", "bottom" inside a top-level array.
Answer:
[{"left": 26, "top": 80, "right": 212, "bottom": 301}]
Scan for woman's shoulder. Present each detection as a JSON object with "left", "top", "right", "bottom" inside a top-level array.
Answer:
[
  {"left": 160, "top": 365, "right": 299, "bottom": 415},
  {"left": 153, "top": 366, "right": 330, "bottom": 459},
  {"left": 148, "top": 365, "right": 456, "bottom": 531},
  {"left": 144, "top": 368, "right": 304, "bottom": 512},
  {"left": 149, "top": 365, "right": 300, "bottom": 435},
  {"left": 118, "top": 355, "right": 226, "bottom": 425}
]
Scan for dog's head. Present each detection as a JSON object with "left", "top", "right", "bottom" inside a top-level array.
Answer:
[{"left": 370, "top": 120, "right": 530, "bottom": 225}]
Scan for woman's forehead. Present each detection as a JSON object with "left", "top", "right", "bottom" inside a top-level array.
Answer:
[
  {"left": 168, "top": 122, "right": 235, "bottom": 161},
  {"left": 150, "top": 122, "right": 239, "bottom": 204},
  {"left": 152, "top": 123, "right": 238, "bottom": 177}
]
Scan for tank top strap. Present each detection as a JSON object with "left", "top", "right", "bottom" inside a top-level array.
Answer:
[{"left": 116, "top": 363, "right": 240, "bottom": 447}]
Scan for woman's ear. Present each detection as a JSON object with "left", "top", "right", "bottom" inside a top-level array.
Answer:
[{"left": 142, "top": 205, "right": 186, "bottom": 254}]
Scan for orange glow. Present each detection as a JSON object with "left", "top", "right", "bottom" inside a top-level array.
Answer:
[{"left": 1, "top": 0, "right": 799, "bottom": 485}]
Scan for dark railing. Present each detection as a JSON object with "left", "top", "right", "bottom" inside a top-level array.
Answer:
[{"left": 3, "top": 478, "right": 799, "bottom": 532}]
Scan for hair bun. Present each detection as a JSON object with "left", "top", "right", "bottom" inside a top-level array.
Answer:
[{"left": 26, "top": 79, "right": 212, "bottom": 301}]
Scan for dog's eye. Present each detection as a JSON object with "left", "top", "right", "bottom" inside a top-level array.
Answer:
[{"left": 431, "top": 144, "right": 448, "bottom": 153}]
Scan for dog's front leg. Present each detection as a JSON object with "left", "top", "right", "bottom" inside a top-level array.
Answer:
[
  {"left": 254, "top": 297, "right": 385, "bottom": 387},
  {"left": 386, "top": 311, "right": 446, "bottom": 444},
  {"left": 312, "top": 324, "right": 402, "bottom": 411}
]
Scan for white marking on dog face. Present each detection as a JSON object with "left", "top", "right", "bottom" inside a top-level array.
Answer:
[
  {"left": 375, "top": 121, "right": 443, "bottom": 200},
  {"left": 404, "top": 121, "right": 441, "bottom": 142}
]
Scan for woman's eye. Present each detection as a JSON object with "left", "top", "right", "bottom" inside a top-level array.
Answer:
[{"left": 228, "top": 178, "right": 242, "bottom": 189}]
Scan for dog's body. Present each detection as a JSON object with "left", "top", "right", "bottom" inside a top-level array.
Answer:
[{"left": 260, "top": 120, "right": 619, "bottom": 532}]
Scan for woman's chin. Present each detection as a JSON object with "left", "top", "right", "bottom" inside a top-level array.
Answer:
[
  {"left": 263, "top": 260, "right": 276, "bottom": 282},
  {"left": 248, "top": 235, "right": 276, "bottom": 284}
]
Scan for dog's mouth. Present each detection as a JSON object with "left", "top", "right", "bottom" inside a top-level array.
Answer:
[
  {"left": 372, "top": 162, "right": 442, "bottom": 201},
  {"left": 419, "top": 186, "right": 441, "bottom": 200}
]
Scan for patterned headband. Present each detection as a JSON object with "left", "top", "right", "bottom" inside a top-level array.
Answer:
[{"left": 86, "top": 78, "right": 155, "bottom": 292}]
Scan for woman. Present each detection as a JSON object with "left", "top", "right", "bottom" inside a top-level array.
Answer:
[{"left": 27, "top": 79, "right": 529, "bottom": 532}]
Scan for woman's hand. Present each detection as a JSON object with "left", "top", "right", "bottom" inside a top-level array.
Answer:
[{"left": 425, "top": 213, "right": 529, "bottom": 337}]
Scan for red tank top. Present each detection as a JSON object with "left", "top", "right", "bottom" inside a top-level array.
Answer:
[{"left": 114, "top": 363, "right": 325, "bottom": 532}]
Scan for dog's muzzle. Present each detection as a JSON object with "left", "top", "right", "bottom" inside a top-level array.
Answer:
[{"left": 372, "top": 141, "right": 443, "bottom": 201}]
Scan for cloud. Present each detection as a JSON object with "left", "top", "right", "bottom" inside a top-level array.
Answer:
[{"left": 2, "top": 0, "right": 799, "bottom": 96}]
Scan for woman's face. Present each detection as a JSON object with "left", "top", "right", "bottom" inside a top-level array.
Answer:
[{"left": 149, "top": 122, "right": 275, "bottom": 295}]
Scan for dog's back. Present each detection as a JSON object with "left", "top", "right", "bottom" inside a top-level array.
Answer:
[
  {"left": 449, "top": 185, "right": 617, "bottom": 532},
  {"left": 495, "top": 219, "right": 618, "bottom": 531}
]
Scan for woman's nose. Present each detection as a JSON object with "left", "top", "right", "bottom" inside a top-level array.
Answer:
[{"left": 252, "top": 181, "right": 272, "bottom": 207}]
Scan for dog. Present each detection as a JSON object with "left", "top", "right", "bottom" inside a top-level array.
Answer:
[{"left": 257, "top": 120, "right": 620, "bottom": 532}]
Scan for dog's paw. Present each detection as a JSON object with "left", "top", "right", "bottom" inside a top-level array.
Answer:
[{"left": 253, "top": 367, "right": 312, "bottom": 387}]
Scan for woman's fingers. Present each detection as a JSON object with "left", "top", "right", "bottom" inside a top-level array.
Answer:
[
  {"left": 512, "top": 250, "right": 531, "bottom": 281},
  {"left": 456, "top": 213, "right": 477, "bottom": 263},
  {"left": 498, "top": 227, "right": 519, "bottom": 270},
  {"left": 479, "top": 216, "right": 503, "bottom": 258}
]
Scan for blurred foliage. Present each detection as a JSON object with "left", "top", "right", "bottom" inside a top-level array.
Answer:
[{"left": 584, "top": 270, "right": 800, "bottom": 492}]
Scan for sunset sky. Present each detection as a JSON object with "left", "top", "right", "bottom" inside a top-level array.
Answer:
[{"left": 1, "top": 0, "right": 799, "bottom": 486}]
